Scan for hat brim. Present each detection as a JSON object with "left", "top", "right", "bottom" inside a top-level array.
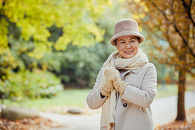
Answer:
[{"left": 110, "top": 31, "right": 145, "bottom": 46}]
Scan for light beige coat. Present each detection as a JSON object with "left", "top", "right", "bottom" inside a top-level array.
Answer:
[{"left": 86, "top": 63, "right": 157, "bottom": 130}]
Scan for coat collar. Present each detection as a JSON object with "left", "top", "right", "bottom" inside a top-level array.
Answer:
[
  {"left": 130, "top": 67, "right": 143, "bottom": 73},
  {"left": 120, "top": 65, "right": 144, "bottom": 79}
]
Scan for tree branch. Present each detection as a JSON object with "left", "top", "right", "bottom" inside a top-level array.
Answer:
[
  {"left": 151, "top": 1, "right": 170, "bottom": 22},
  {"left": 153, "top": 0, "right": 195, "bottom": 58},
  {"left": 173, "top": 23, "right": 195, "bottom": 58},
  {"left": 181, "top": 0, "right": 195, "bottom": 27},
  {"left": 169, "top": 1, "right": 181, "bottom": 56}
]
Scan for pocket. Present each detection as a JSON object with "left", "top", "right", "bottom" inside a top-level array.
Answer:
[
  {"left": 134, "top": 107, "right": 154, "bottom": 130},
  {"left": 140, "top": 107, "right": 151, "bottom": 118}
]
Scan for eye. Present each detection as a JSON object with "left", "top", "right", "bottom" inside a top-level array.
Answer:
[
  {"left": 130, "top": 40, "right": 135, "bottom": 42},
  {"left": 120, "top": 42, "right": 125, "bottom": 44}
]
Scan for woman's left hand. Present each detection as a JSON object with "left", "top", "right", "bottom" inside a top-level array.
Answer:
[{"left": 105, "top": 67, "right": 129, "bottom": 96}]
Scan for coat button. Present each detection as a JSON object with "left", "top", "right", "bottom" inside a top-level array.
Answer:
[{"left": 123, "top": 103, "right": 127, "bottom": 107}]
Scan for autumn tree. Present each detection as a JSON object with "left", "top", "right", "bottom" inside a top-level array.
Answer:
[
  {"left": 0, "top": 0, "right": 112, "bottom": 79},
  {"left": 0, "top": 0, "right": 113, "bottom": 102},
  {"left": 125, "top": 0, "right": 195, "bottom": 121}
]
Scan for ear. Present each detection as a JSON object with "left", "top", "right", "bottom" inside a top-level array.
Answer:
[{"left": 114, "top": 39, "right": 118, "bottom": 46}]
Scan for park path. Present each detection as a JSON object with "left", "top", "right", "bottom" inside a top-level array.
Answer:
[{"left": 40, "top": 91, "right": 195, "bottom": 130}]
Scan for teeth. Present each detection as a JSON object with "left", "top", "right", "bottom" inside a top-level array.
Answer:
[{"left": 125, "top": 50, "right": 133, "bottom": 53}]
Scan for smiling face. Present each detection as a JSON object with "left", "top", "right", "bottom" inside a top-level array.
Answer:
[{"left": 116, "top": 35, "right": 139, "bottom": 59}]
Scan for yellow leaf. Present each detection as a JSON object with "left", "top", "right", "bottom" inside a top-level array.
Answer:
[
  {"left": 138, "top": 26, "right": 142, "bottom": 32},
  {"left": 0, "top": 0, "right": 3, "bottom": 8},
  {"left": 118, "top": 0, "right": 126, "bottom": 2},
  {"left": 139, "top": 13, "right": 145, "bottom": 18},
  {"left": 144, "top": 6, "right": 149, "bottom": 12},
  {"left": 134, "top": 0, "right": 140, "bottom": 3},
  {"left": 87, "top": 25, "right": 105, "bottom": 42},
  {"left": 54, "top": 35, "right": 71, "bottom": 51},
  {"left": 133, "top": 14, "right": 139, "bottom": 19}
]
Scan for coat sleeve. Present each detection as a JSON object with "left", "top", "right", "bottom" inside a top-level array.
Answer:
[
  {"left": 121, "top": 63, "right": 157, "bottom": 107},
  {"left": 86, "top": 67, "right": 107, "bottom": 109}
]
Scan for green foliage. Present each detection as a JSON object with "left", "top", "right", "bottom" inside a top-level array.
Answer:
[
  {"left": 0, "top": 0, "right": 112, "bottom": 88},
  {"left": 0, "top": 0, "right": 112, "bottom": 56},
  {"left": 0, "top": 36, "right": 37, "bottom": 81},
  {"left": 0, "top": 69, "right": 63, "bottom": 101},
  {"left": 36, "top": 43, "right": 115, "bottom": 88},
  {"left": 0, "top": 0, "right": 117, "bottom": 101}
]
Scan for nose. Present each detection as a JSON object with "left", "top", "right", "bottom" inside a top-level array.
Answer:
[{"left": 126, "top": 43, "right": 132, "bottom": 48}]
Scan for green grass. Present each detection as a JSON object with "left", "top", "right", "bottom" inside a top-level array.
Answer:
[
  {"left": 155, "top": 83, "right": 195, "bottom": 99},
  {"left": 155, "top": 84, "right": 178, "bottom": 99},
  {"left": 3, "top": 84, "right": 194, "bottom": 112},
  {"left": 3, "top": 89, "right": 91, "bottom": 112}
]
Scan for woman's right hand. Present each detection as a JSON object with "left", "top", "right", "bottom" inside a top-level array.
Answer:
[
  {"left": 99, "top": 68, "right": 115, "bottom": 97},
  {"left": 99, "top": 81, "right": 114, "bottom": 97}
]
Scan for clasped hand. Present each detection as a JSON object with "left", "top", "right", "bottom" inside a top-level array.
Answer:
[
  {"left": 104, "top": 67, "right": 121, "bottom": 81},
  {"left": 99, "top": 67, "right": 128, "bottom": 97}
]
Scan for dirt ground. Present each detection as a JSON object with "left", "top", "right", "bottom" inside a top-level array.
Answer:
[
  {"left": 0, "top": 117, "right": 63, "bottom": 130},
  {"left": 0, "top": 107, "right": 195, "bottom": 130},
  {"left": 155, "top": 107, "right": 195, "bottom": 130}
]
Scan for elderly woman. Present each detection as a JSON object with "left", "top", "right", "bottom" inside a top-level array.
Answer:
[{"left": 86, "top": 19, "right": 157, "bottom": 130}]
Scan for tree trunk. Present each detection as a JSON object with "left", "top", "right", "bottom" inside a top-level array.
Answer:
[
  {"left": 175, "top": 67, "right": 186, "bottom": 121},
  {"left": 0, "top": 93, "right": 4, "bottom": 105}
]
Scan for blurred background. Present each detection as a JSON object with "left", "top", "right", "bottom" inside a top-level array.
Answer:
[{"left": 0, "top": 0, "right": 194, "bottom": 129}]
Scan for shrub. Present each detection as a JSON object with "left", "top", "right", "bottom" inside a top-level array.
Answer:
[{"left": 0, "top": 69, "right": 63, "bottom": 101}]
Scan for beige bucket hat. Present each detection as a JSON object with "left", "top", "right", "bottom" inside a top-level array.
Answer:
[{"left": 110, "top": 19, "right": 145, "bottom": 46}]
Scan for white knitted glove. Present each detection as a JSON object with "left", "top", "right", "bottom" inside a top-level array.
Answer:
[
  {"left": 99, "top": 69, "right": 114, "bottom": 97},
  {"left": 104, "top": 67, "right": 128, "bottom": 96}
]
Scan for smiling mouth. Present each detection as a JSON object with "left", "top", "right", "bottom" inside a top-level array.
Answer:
[{"left": 124, "top": 50, "right": 133, "bottom": 54}]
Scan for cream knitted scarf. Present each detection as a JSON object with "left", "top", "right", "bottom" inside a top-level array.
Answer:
[{"left": 100, "top": 48, "right": 149, "bottom": 130}]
